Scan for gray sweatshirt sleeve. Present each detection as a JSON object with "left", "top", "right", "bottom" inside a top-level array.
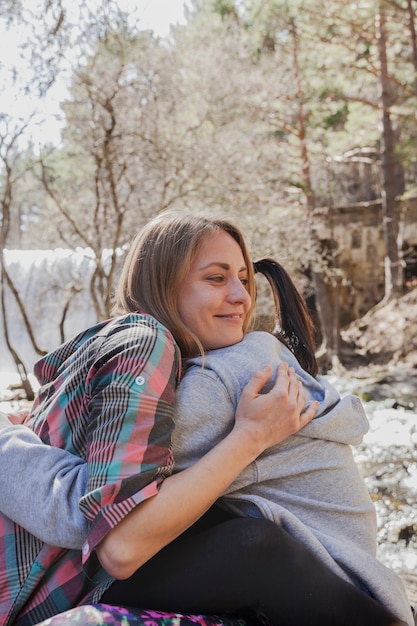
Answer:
[{"left": 0, "top": 412, "right": 88, "bottom": 548}]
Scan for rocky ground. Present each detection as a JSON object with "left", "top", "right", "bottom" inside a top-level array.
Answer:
[
  {"left": 340, "top": 284, "right": 417, "bottom": 375},
  {"left": 332, "top": 286, "right": 417, "bottom": 607}
]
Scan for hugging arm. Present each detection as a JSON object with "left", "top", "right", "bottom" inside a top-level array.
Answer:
[
  {"left": 97, "top": 362, "right": 317, "bottom": 580},
  {"left": 0, "top": 360, "right": 314, "bottom": 565},
  {"left": 0, "top": 412, "right": 88, "bottom": 548}
]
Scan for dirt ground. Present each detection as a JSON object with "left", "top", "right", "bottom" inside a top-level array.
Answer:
[{"left": 340, "top": 285, "right": 417, "bottom": 374}]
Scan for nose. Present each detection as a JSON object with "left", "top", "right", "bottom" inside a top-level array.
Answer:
[{"left": 228, "top": 278, "right": 251, "bottom": 305}]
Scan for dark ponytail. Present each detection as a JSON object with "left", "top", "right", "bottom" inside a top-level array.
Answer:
[{"left": 253, "top": 258, "right": 318, "bottom": 377}]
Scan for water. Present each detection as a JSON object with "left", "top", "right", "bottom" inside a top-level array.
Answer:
[{"left": 1, "top": 249, "right": 102, "bottom": 372}]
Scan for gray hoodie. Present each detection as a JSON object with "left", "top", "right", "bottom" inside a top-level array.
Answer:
[{"left": 172, "top": 331, "right": 412, "bottom": 625}]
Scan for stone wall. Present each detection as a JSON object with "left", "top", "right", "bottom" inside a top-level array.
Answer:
[{"left": 311, "top": 196, "right": 417, "bottom": 326}]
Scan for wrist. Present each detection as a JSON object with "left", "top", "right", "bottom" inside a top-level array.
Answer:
[{"left": 226, "top": 424, "right": 265, "bottom": 462}]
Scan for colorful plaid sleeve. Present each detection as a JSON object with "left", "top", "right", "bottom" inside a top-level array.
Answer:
[
  {"left": 80, "top": 316, "right": 180, "bottom": 561},
  {"left": 0, "top": 314, "right": 181, "bottom": 626}
]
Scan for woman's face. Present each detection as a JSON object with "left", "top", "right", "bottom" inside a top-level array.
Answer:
[{"left": 177, "top": 230, "right": 252, "bottom": 352}]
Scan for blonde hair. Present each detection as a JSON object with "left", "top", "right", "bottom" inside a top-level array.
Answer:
[{"left": 114, "top": 210, "right": 256, "bottom": 358}]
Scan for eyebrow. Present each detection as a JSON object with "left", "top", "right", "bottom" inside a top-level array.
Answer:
[{"left": 199, "top": 262, "right": 248, "bottom": 272}]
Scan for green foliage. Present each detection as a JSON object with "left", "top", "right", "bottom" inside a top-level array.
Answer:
[
  {"left": 2, "top": 0, "right": 417, "bottom": 367},
  {"left": 212, "top": 0, "right": 238, "bottom": 19},
  {"left": 322, "top": 103, "right": 349, "bottom": 131},
  {"left": 2, "top": 0, "right": 417, "bottom": 285}
]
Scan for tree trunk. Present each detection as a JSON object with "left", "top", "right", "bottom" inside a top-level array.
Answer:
[
  {"left": 0, "top": 130, "right": 42, "bottom": 398},
  {"left": 376, "top": 0, "right": 403, "bottom": 300},
  {"left": 406, "top": 0, "right": 417, "bottom": 97},
  {"left": 289, "top": 15, "right": 340, "bottom": 365}
]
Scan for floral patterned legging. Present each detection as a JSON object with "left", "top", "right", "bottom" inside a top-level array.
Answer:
[{"left": 35, "top": 604, "right": 264, "bottom": 626}]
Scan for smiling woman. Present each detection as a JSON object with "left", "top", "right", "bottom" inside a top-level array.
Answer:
[
  {"left": 176, "top": 230, "right": 253, "bottom": 353},
  {"left": 0, "top": 210, "right": 318, "bottom": 626},
  {"left": 0, "top": 210, "right": 412, "bottom": 626}
]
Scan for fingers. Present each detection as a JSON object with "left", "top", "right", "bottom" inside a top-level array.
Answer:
[
  {"left": 300, "top": 401, "right": 319, "bottom": 426},
  {"left": 274, "top": 363, "right": 303, "bottom": 402},
  {"left": 241, "top": 366, "right": 273, "bottom": 399},
  {"left": 285, "top": 367, "right": 317, "bottom": 425},
  {"left": 274, "top": 361, "right": 289, "bottom": 385},
  {"left": 289, "top": 366, "right": 307, "bottom": 410},
  {"left": 247, "top": 363, "right": 303, "bottom": 408},
  {"left": 236, "top": 362, "right": 318, "bottom": 453}
]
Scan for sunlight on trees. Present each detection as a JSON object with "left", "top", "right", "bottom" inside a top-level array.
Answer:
[{"left": 1, "top": 0, "right": 417, "bottom": 382}]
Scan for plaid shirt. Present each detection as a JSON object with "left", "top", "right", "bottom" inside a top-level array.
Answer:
[{"left": 0, "top": 313, "right": 180, "bottom": 626}]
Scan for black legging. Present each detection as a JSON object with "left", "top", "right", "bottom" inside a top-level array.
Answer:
[{"left": 101, "top": 506, "right": 405, "bottom": 626}]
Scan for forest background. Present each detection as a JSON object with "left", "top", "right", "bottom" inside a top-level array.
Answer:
[{"left": 1, "top": 0, "right": 417, "bottom": 388}]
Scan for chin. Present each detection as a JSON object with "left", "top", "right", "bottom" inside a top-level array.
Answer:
[{"left": 212, "top": 335, "right": 244, "bottom": 350}]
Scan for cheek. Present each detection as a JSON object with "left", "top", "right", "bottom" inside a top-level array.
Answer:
[
  {"left": 178, "top": 290, "right": 206, "bottom": 328},
  {"left": 177, "top": 285, "right": 194, "bottom": 321}
]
